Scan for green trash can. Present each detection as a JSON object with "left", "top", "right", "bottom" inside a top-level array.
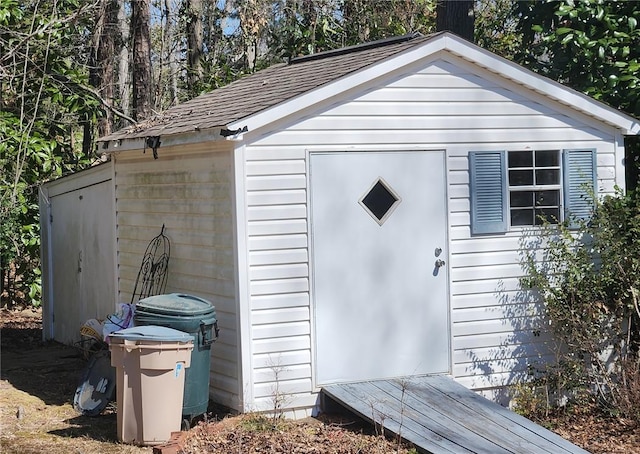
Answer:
[{"left": 134, "top": 293, "right": 218, "bottom": 426}]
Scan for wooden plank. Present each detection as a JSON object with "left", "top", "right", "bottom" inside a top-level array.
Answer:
[
  {"left": 383, "top": 379, "right": 552, "bottom": 454},
  {"left": 423, "top": 376, "right": 589, "bottom": 453},
  {"left": 323, "top": 377, "right": 589, "bottom": 454},
  {"left": 324, "top": 382, "right": 470, "bottom": 454},
  {"left": 368, "top": 380, "right": 513, "bottom": 454}
]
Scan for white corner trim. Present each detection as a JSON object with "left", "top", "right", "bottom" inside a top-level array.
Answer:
[
  {"left": 38, "top": 185, "right": 54, "bottom": 341},
  {"left": 109, "top": 158, "right": 119, "bottom": 311},
  {"left": 231, "top": 144, "right": 254, "bottom": 412},
  {"left": 614, "top": 132, "right": 627, "bottom": 192}
]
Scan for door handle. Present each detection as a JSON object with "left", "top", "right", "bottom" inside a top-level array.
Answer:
[{"left": 435, "top": 259, "right": 446, "bottom": 268}]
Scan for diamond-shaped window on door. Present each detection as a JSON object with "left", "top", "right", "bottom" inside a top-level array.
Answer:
[{"left": 359, "top": 177, "right": 401, "bottom": 225}]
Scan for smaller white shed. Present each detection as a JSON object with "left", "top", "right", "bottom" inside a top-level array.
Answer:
[
  {"left": 40, "top": 162, "right": 116, "bottom": 344},
  {"left": 43, "top": 32, "right": 640, "bottom": 417}
]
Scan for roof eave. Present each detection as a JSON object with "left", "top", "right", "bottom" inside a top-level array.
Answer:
[{"left": 98, "top": 126, "right": 242, "bottom": 153}]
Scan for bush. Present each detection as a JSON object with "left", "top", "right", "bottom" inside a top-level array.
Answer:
[{"left": 519, "top": 188, "right": 640, "bottom": 420}]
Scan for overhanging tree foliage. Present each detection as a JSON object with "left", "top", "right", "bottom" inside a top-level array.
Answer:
[
  {"left": 517, "top": 0, "right": 640, "bottom": 116},
  {"left": 1, "top": 0, "right": 102, "bottom": 306}
]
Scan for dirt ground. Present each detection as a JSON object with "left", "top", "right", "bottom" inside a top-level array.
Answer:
[{"left": 2, "top": 307, "right": 640, "bottom": 454}]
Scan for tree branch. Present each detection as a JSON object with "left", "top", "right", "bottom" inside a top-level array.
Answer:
[
  {"left": 49, "top": 73, "right": 137, "bottom": 126},
  {"left": 0, "top": 1, "right": 101, "bottom": 66}
]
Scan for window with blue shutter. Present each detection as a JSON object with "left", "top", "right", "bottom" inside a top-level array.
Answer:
[
  {"left": 563, "top": 149, "right": 596, "bottom": 228},
  {"left": 469, "top": 151, "right": 508, "bottom": 234},
  {"left": 469, "top": 148, "right": 596, "bottom": 234}
]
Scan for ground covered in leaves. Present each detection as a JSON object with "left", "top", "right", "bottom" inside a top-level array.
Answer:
[
  {"left": 182, "top": 413, "right": 417, "bottom": 453},
  {"left": 531, "top": 408, "right": 640, "bottom": 454},
  {"left": 2, "top": 306, "right": 640, "bottom": 453}
]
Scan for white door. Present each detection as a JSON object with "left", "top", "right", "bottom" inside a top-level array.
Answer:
[
  {"left": 310, "top": 151, "right": 450, "bottom": 384},
  {"left": 50, "top": 180, "right": 115, "bottom": 344}
]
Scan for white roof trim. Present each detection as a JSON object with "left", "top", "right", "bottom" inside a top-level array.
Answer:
[
  {"left": 229, "top": 32, "right": 640, "bottom": 136},
  {"left": 441, "top": 34, "right": 640, "bottom": 135},
  {"left": 101, "top": 128, "right": 225, "bottom": 153}
]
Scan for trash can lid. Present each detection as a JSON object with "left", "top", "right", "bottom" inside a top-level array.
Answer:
[
  {"left": 136, "top": 293, "right": 215, "bottom": 316},
  {"left": 109, "top": 325, "right": 193, "bottom": 342},
  {"left": 73, "top": 351, "right": 115, "bottom": 416}
]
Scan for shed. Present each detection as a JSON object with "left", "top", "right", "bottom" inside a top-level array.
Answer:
[
  {"left": 41, "top": 32, "right": 640, "bottom": 417},
  {"left": 40, "top": 162, "right": 116, "bottom": 344}
]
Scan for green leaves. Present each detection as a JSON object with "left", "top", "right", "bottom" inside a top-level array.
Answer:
[
  {"left": 521, "top": 187, "right": 640, "bottom": 418},
  {"left": 516, "top": 0, "right": 640, "bottom": 116},
  {"left": 1, "top": 0, "right": 98, "bottom": 307}
]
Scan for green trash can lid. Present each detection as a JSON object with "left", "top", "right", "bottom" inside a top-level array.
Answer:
[
  {"left": 136, "top": 293, "right": 215, "bottom": 316},
  {"left": 109, "top": 325, "right": 193, "bottom": 342}
]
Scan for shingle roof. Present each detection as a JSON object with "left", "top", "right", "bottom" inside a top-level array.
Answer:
[{"left": 99, "top": 33, "right": 438, "bottom": 142}]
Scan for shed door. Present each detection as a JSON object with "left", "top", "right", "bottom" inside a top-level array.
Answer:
[
  {"left": 49, "top": 180, "right": 115, "bottom": 344},
  {"left": 310, "top": 151, "right": 450, "bottom": 384}
]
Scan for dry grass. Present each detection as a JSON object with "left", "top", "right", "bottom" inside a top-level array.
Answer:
[
  {"left": 0, "top": 307, "right": 150, "bottom": 454},
  {"left": 4, "top": 307, "right": 640, "bottom": 454},
  {"left": 0, "top": 370, "right": 151, "bottom": 454}
]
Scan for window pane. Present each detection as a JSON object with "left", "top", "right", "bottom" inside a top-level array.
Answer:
[
  {"left": 511, "top": 208, "right": 533, "bottom": 226},
  {"left": 507, "top": 149, "right": 564, "bottom": 227},
  {"left": 508, "top": 151, "right": 532, "bottom": 168},
  {"left": 361, "top": 180, "right": 399, "bottom": 222},
  {"left": 535, "top": 208, "right": 560, "bottom": 225},
  {"left": 535, "top": 150, "right": 559, "bottom": 167},
  {"left": 509, "top": 169, "right": 533, "bottom": 186},
  {"left": 535, "top": 169, "right": 560, "bottom": 185},
  {"left": 510, "top": 191, "right": 533, "bottom": 207},
  {"left": 535, "top": 190, "right": 560, "bottom": 207}
]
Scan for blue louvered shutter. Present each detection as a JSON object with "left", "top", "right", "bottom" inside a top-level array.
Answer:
[
  {"left": 563, "top": 149, "right": 596, "bottom": 228},
  {"left": 469, "top": 151, "right": 508, "bottom": 235}
]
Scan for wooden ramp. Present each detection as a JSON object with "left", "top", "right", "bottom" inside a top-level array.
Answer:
[{"left": 322, "top": 376, "right": 589, "bottom": 454}]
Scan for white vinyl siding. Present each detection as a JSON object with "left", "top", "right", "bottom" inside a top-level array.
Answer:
[
  {"left": 244, "top": 144, "right": 311, "bottom": 414},
  {"left": 241, "top": 55, "right": 623, "bottom": 412},
  {"left": 114, "top": 143, "right": 239, "bottom": 409}
]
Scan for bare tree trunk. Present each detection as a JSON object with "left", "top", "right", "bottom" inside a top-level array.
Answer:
[
  {"left": 164, "top": 0, "right": 178, "bottom": 106},
  {"left": 131, "top": 0, "right": 152, "bottom": 121},
  {"left": 436, "top": 0, "right": 474, "bottom": 42},
  {"left": 185, "top": 0, "right": 204, "bottom": 90},
  {"left": 118, "top": 0, "right": 130, "bottom": 119},
  {"left": 90, "top": 0, "right": 118, "bottom": 137}
]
